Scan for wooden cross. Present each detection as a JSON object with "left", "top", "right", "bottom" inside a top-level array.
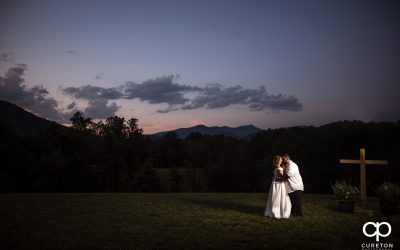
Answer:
[{"left": 339, "top": 148, "right": 388, "bottom": 209}]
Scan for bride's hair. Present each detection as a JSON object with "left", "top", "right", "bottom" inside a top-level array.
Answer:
[{"left": 272, "top": 155, "right": 282, "bottom": 168}]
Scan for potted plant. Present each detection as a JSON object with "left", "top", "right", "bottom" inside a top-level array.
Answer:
[
  {"left": 331, "top": 180, "right": 360, "bottom": 213},
  {"left": 376, "top": 182, "right": 400, "bottom": 215}
]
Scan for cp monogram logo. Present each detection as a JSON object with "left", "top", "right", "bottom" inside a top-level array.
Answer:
[{"left": 363, "top": 222, "right": 392, "bottom": 241}]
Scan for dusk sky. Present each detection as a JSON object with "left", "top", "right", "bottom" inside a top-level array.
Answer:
[{"left": 1, "top": 0, "right": 399, "bottom": 133}]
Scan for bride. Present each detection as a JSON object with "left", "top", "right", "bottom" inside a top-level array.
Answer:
[{"left": 264, "top": 155, "right": 292, "bottom": 218}]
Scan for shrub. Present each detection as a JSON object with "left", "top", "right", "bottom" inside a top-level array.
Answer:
[
  {"left": 331, "top": 180, "right": 360, "bottom": 201},
  {"left": 376, "top": 182, "right": 400, "bottom": 202}
]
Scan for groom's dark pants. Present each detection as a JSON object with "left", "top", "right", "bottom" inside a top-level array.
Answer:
[{"left": 288, "top": 190, "right": 303, "bottom": 216}]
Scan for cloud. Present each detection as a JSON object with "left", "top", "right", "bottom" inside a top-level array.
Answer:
[
  {"left": 64, "top": 50, "right": 78, "bottom": 56},
  {"left": 63, "top": 85, "right": 123, "bottom": 100},
  {"left": 62, "top": 75, "right": 302, "bottom": 114},
  {"left": 62, "top": 85, "right": 122, "bottom": 119},
  {"left": 0, "top": 65, "right": 116, "bottom": 122},
  {"left": 62, "top": 75, "right": 203, "bottom": 118},
  {"left": 180, "top": 84, "right": 302, "bottom": 113},
  {"left": 0, "top": 64, "right": 65, "bottom": 121},
  {"left": 84, "top": 99, "right": 120, "bottom": 119},
  {"left": 67, "top": 101, "right": 77, "bottom": 110},
  {"left": 5, "top": 65, "right": 297, "bottom": 124},
  {"left": 124, "top": 75, "right": 202, "bottom": 105},
  {"left": 156, "top": 105, "right": 180, "bottom": 114}
]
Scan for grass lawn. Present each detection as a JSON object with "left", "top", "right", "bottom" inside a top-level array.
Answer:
[{"left": 0, "top": 193, "right": 399, "bottom": 249}]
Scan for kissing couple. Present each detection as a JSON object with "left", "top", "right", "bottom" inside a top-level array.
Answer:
[{"left": 264, "top": 154, "right": 304, "bottom": 219}]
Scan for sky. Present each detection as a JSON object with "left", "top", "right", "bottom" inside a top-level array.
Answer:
[{"left": 0, "top": 0, "right": 399, "bottom": 134}]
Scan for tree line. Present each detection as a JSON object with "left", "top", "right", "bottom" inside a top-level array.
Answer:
[{"left": 1, "top": 112, "right": 399, "bottom": 193}]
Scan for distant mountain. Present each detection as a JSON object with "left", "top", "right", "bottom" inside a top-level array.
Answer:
[
  {"left": 0, "top": 99, "right": 63, "bottom": 136},
  {"left": 151, "top": 124, "right": 263, "bottom": 139}
]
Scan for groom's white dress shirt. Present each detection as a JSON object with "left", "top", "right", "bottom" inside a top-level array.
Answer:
[{"left": 285, "top": 160, "right": 304, "bottom": 193}]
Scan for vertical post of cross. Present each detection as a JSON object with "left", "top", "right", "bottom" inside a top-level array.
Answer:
[{"left": 339, "top": 148, "right": 388, "bottom": 210}]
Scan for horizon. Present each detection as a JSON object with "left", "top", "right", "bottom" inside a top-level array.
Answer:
[
  {"left": 4, "top": 97, "right": 398, "bottom": 135},
  {"left": 1, "top": 0, "right": 399, "bottom": 133}
]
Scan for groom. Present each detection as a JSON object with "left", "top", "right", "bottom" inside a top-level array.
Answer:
[{"left": 282, "top": 154, "right": 304, "bottom": 217}]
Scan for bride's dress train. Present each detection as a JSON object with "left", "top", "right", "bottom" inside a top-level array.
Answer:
[{"left": 264, "top": 167, "right": 291, "bottom": 218}]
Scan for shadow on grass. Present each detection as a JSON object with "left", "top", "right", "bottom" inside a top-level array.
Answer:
[
  {"left": 324, "top": 199, "right": 400, "bottom": 216},
  {"left": 175, "top": 197, "right": 265, "bottom": 216}
]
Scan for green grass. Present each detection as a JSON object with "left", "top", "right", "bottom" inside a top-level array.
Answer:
[{"left": 0, "top": 193, "right": 399, "bottom": 249}]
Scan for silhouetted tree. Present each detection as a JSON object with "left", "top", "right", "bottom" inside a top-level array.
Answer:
[
  {"left": 1, "top": 114, "right": 399, "bottom": 193},
  {"left": 127, "top": 118, "right": 143, "bottom": 138},
  {"left": 70, "top": 111, "right": 92, "bottom": 133}
]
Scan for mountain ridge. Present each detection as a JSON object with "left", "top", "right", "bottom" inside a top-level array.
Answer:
[
  {"left": 0, "top": 99, "right": 63, "bottom": 136},
  {"left": 151, "top": 124, "right": 263, "bottom": 139},
  {"left": 2, "top": 99, "right": 398, "bottom": 139}
]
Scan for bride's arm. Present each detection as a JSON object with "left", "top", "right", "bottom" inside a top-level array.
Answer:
[
  {"left": 280, "top": 167, "right": 289, "bottom": 180},
  {"left": 274, "top": 168, "right": 284, "bottom": 181}
]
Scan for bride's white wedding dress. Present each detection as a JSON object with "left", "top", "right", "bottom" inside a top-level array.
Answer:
[{"left": 264, "top": 167, "right": 292, "bottom": 218}]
